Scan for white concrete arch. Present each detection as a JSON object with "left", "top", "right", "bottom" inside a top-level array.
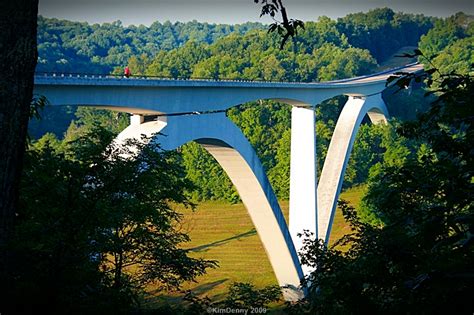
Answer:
[
  {"left": 115, "top": 112, "right": 305, "bottom": 301},
  {"left": 317, "top": 94, "right": 389, "bottom": 243}
]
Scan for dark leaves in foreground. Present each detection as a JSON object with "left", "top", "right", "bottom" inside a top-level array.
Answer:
[{"left": 254, "top": 0, "right": 305, "bottom": 49}]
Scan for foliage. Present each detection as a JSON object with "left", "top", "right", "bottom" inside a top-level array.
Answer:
[
  {"left": 28, "top": 105, "right": 76, "bottom": 139},
  {"left": 295, "top": 57, "right": 474, "bottom": 314},
  {"left": 37, "top": 16, "right": 264, "bottom": 74},
  {"left": 343, "top": 123, "right": 386, "bottom": 188},
  {"left": 254, "top": 0, "right": 305, "bottom": 49},
  {"left": 268, "top": 129, "right": 291, "bottom": 198},
  {"left": 181, "top": 142, "right": 240, "bottom": 203},
  {"left": 2, "top": 127, "right": 216, "bottom": 313},
  {"left": 418, "top": 13, "right": 472, "bottom": 58},
  {"left": 418, "top": 12, "right": 474, "bottom": 78},
  {"left": 432, "top": 36, "right": 474, "bottom": 75},
  {"left": 145, "top": 26, "right": 377, "bottom": 82},
  {"left": 337, "top": 8, "right": 435, "bottom": 62},
  {"left": 358, "top": 121, "right": 415, "bottom": 225},
  {"left": 64, "top": 107, "right": 129, "bottom": 141},
  {"left": 219, "top": 282, "right": 281, "bottom": 309}
]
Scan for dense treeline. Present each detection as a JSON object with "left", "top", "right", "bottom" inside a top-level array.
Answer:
[
  {"left": 419, "top": 12, "right": 474, "bottom": 74},
  {"left": 37, "top": 8, "right": 434, "bottom": 78},
  {"left": 336, "top": 8, "right": 435, "bottom": 62},
  {"left": 37, "top": 16, "right": 263, "bottom": 74}
]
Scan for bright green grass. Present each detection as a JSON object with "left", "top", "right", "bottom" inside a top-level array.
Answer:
[{"left": 145, "top": 186, "right": 364, "bottom": 306}]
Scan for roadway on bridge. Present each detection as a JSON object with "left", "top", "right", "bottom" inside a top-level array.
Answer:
[{"left": 35, "top": 63, "right": 423, "bottom": 88}]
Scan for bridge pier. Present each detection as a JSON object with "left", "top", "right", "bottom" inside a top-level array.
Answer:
[
  {"left": 130, "top": 113, "right": 145, "bottom": 125},
  {"left": 289, "top": 106, "right": 317, "bottom": 276}
]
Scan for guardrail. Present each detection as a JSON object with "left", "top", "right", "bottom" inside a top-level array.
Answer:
[{"left": 34, "top": 62, "right": 422, "bottom": 85}]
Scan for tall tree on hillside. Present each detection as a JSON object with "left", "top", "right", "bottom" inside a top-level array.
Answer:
[
  {"left": 3, "top": 128, "right": 216, "bottom": 313},
  {"left": 0, "top": 1, "right": 38, "bottom": 258}
]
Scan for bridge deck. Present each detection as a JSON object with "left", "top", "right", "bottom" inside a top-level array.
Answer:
[
  {"left": 33, "top": 62, "right": 423, "bottom": 114},
  {"left": 34, "top": 63, "right": 423, "bottom": 89}
]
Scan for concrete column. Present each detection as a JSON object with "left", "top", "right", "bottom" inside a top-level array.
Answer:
[
  {"left": 289, "top": 106, "right": 317, "bottom": 269},
  {"left": 114, "top": 115, "right": 167, "bottom": 158},
  {"left": 130, "top": 114, "right": 145, "bottom": 125}
]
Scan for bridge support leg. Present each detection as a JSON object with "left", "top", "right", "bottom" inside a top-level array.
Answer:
[
  {"left": 114, "top": 114, "right": 167, "bottom": 149},
  {"left": 289, "top": 106, "right": 317, "bottom": 275},
  {"left": 317, "top": 94, "right": 388, "bottom": 243},
  {"left": 115, "top": 112, "right": 305, "bottom": 301},
  {"left": 130, "top": 114, "right": 144, "bottom": 125}
]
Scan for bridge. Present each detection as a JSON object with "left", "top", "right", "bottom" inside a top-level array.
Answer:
[{"left": 33, "top": 63, "right": 423, "bottom": 301}]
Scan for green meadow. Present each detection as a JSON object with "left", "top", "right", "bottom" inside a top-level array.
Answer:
[{"left": 146, "top": 186, "right": 364, "bottom": 305}]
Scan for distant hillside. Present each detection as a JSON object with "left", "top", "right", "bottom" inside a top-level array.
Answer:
[
  {"left": 336, "top": 8, "right": 436, "bottom": 62},
  {"left": 36, "top": 16, "right": 264, "bottom": 74},
  {"left": 37, "top": 8, "right": 436, "bottom": 75}
]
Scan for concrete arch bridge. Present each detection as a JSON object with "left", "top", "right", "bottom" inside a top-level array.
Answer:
[{"left": 33, "top": 63, "right": 422, "bottom": 300}]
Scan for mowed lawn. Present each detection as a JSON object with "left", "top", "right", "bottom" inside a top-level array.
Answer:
[{"left": 145, "top": 186, "right": 364, "bottom": 306}]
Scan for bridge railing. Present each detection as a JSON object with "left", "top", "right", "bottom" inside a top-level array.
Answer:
[
  {"left": 34, "top": 62, "right": 421, "bottom": 85},
  {"left": 34, "top": 71, "right": 304, "bottom": 84}
]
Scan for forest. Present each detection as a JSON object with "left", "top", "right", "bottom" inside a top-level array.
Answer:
[{"left": 2, "top": 6, "right": 473, "bottom": 314}]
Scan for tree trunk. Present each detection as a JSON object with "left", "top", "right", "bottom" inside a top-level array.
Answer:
[{"left": 0, "top": 0, "right": 38, "bottom": 252}]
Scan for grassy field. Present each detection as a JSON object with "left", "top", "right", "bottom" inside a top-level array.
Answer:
[{"left": 145, "top": 186, "right": 364, "bottom": 306}]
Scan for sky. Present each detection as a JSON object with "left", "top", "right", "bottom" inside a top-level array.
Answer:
[{"left": 39, "top": 0, "right": 473, "bottom": 26}]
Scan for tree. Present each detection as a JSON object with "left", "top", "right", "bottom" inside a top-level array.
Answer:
[
  {"left": 3, "top": 127, "right": 216, "bottom": 313},
  {"left": 336, "top": 8, "right": 435, "bottom": 62},
  {"left": 63, "top": 107, "right": 129, "bottom": 142},
  {"left": 0, "top": 0, "right": 39, "bottom": 270},
  {"left": 418, "top": 14, "right": 468, "bottom": 59},
  {"left": 254, "top": 0, "right": 305, "bottom": 49},
  {"left": 295, "top": 57, "right": 474, "bottom": 314},
  {"left": 181, "top": 142, "right": 239, "bottom": 203}
]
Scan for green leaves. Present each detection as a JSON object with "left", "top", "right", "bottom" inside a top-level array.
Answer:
[
  {"left": 14, "top": 126, "right": 216, "bottom": 311},
  {"left": 254, "top": 0, "right": 305, "bottom": 49},
  {"left": 298, "top": 50, "right": 474, "bottom": 313},
  {"left": 30, "top": 94, "right": 49, "bottom": 120}
]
